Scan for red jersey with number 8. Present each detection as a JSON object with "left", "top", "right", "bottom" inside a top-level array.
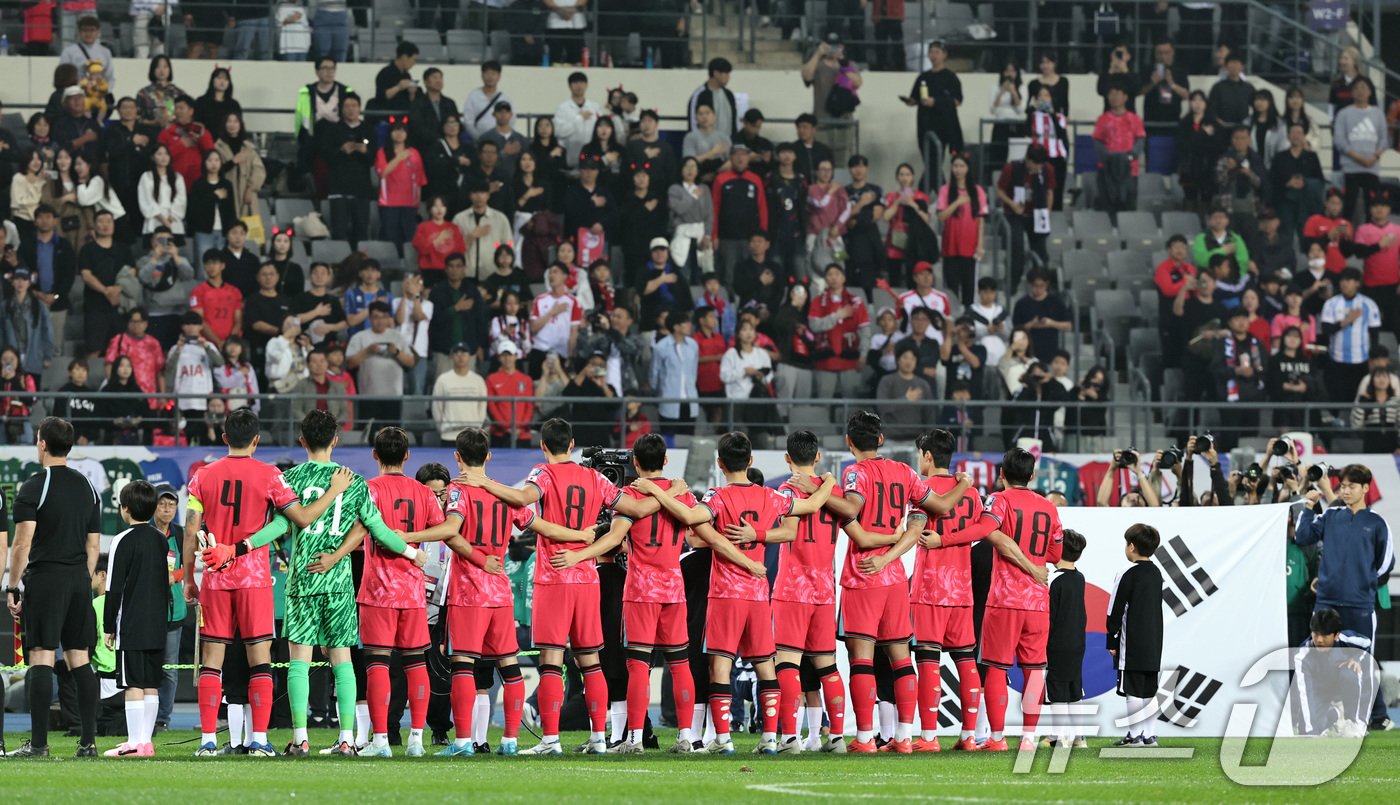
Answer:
[
  {"left": 524, "top": 462, "right": 622, "bottom": 586},
  {"left": 700, "top": 483, "right": 793, "bottom": 602},
  {"left": 840, "top": 457, "right": 931, "bottom": 590},
  {"left": 985, "top": 487, "right": 1063, "bottom": 611},
  {"left": 188, "top": 455, "right": 299, "bottom": 591},
  {"left": 445, "top": 481, "right": 536, "bottom": 607},
  {"left": 772, "top": 476, "right": 843, "bottom": 605},
  {"left": 616, "top": 482, "right": 695, "bottom": 604},
  {"left": 361, "top": 474, "right": 445, "bottom": 609}
]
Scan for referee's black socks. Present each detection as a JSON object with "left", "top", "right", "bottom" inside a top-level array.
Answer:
[
  {"left": 72, "top": 662, "right": 99, "bottom": 745},
  {"left": 27, "top": 665, "right": 54, "bottom": 749}
]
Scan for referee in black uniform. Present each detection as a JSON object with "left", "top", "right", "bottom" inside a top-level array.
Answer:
[{"left": 5, "top": 417, "right": 104, "bottom": 757}]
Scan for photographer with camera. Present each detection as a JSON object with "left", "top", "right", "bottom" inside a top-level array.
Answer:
[
  {"left": 1179, "top": 435, "right": 1232, "bottom": 506},
  {"left": 1096, "top": 448, "right": 1161, "bottom": 508},
  {"left": 564, "top": 351, "right": 621, "bottom": 448},
  {"left": 136, "top": 226, "right": 196, "bottom": 348},
  {"left": 1003, "top": 358, "right": 1068, "bottom": 451}
]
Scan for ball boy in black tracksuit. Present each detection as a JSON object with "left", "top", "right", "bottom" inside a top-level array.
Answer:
[
  {"left": 1106, "top": 524, "right": 1165, "bottom": 747},
  {"left": 1044, "top": 529, "right": 1087, "bottom": 748}
]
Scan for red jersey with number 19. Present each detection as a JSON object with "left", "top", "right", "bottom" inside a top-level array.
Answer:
[
  {"left": 985, "top": 487, "right": 1063, "bottom": 611},
  {"left": 911, "top": 474, "right": 994, "bottom": 607},
  {"left": 524, "top": 462, "right": 622, "bottom": 585},
  {"left": 700, "top": 483, "right": 793, "bottom": 602},
  {"left": 840, "top": 457, "right": 931, "bottom": 590},
  {"left": 772, "top": 476, "right": 843, "bottom": 605},
  {"left": 188, "top": 455, "right": 299, "bottom": 591},
  {"left": 617, "top": 482, "right": 695, "bottom": 604},
  {"left": 360, "top": 473, "right": 445, "bottom": 608},
  {"left": 445, "top": 481, "right": 535, "bottom": 607}
]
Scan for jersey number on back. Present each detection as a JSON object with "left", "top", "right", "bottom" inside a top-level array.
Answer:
[
  {"left": 221, "top": 480, "right": 243, "bottom": 528},
  {"left": 643, "top": 513, "right": 684, "bottom": 548},
  {"left": 805, "top": 507, "right": 840, "bottom": 544},
  {"left": 869, "top": 481, "right": 906, "bottom": 529},
  {"left": 301, "top": 486, "right": 345, "bottom": 536},
  {"left": 392, "top": 498, "right": 415, "bottom": 531},
  {"left": 563, "top": 484, "right": 588, "bottom": 530},
  {"left": 1007, "top": 509, "right": 1052, "bottom": 557},
  {"left": 937, "top": 494, "right": 974, "bottom": 534},
  {"left": 472, "top": 499, "right": 512, "bottom": 547}
]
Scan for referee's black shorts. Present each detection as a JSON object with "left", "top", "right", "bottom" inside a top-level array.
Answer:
[
  {"left": 22, "top": 568, "right": 96, "bottom": 652},
  {"left": 116, "top": 648, "right": 164, "bottom": 689}
]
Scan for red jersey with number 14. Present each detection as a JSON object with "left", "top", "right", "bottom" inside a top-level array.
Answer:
[
  {"left": 445, "top": 481, "right": 536, "bottom": 608},
  {"left": 700, "top": 483, "right": 793, "bottom": 602},
  {"left": 188, "top": 455, "right": 299, "bottom": 591},
  {"left": 840, "top": 457, "right": 931, "bottom": 590},
  {"left": 361, "top": 473, "right": 445, "bottom": 609},
  {"left": 616, "top": 481, "right": 695, "bottom": 604},
  {"left": 985, "top": 487, "right": 1063, "bottom": 611},
  {"left": 911, "top": 474, "right": 994, "bottom": 607},
  {"left": 524, "top": 462, "right": 622, "bottom": 586},
  {"left": 772, "top": 476, "right": 843, "bottom": 605}
]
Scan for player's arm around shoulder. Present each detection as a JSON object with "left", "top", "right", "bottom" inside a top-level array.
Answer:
[
  {"left": 985, "top": 529, "right": 1049, "bottom": 586},
  {"left": 285, "top": 465, "right": 355, "bottom": 529},
  {"left": 844, "top": 517, "right": 900, "bottom": 549},
  {"left": 634, "top": 477, "right": 709, "bottom": 526},
  {"left": 918, "top": 471, "right": 974, "bottom": 515},
  {"left": 552, "top": 518, "right": 628, "bottom": 570},
  {"left": 788, "top": 473, "right": 837, "bottom": 516},
  {"left": 460, "top": 468, "right": 541, "bottom": 509},
  {"left": 857, "top": 516, "right": 924, "bottom": 575},
  {"left": 306, "top": 522, "right": 367, "bottom": 574},
  {"left": 694, "top": 520, "right": 766, "bottom": 578}
]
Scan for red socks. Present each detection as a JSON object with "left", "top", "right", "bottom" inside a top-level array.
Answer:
[
  {"left": 1021, "top": 668, "right": 1045, "bottom": 732},
  {"left": 985, "top": 667, "right": 1009, "bottom": 733},
  {"left": 849, "top": 658, "right": 876, "bottom": 732},
  {"left": 758, "top": 679, "right": 780, "bottom": 735},
  {"left": 777, "top": 664, "right": 802, "bottom": 736},
  {"left": 580, "top": 664, "right": 608, "bottom": 733},
  {"left": 667, "top": 658, "right": 695, "bottom": 733},
  {"left": 451, "top": 665, "right": 475, "bottom": 740},
  {"left": 366, "top": 659, "right": 391, "bottom": 734},
  {"left": 537, "top": 664, "right": 564, "bottom": 736},
  {"left": 819, "top": 667, "right": 846, "bottom": 737},
  {"left": 248, "top": 664, "right": 273, "bottom": 734},
  {"left": 956, "top": 657, "right": 981, "bottom": 733},
  {"left": 709, "top": 682, "right": 733, "bottom": 737},
  {"left": 198, "top": 667, "right": 222, "bottom": 735},
  {"left": 892, "top": 657, "right": 917, "bottom": 724},
  {"left": 500, "top": 669, "right": 525, "bottom": 739},
  {"left": 404, "top": 659, "right": 429, "bottom": 731},
  {"left": 626, "top": 658, "right": 651, "bottom": 731},
  {"left": 917, "top": 657, "right": 943, "bottom": 730}
]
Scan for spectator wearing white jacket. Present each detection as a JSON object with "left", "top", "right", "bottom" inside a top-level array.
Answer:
[
  {"left": 553, "top": 71, "right": 604, "bottom": 166},
  {"left": 265, "top": 314, "right": 310, "bottom": 393},
  {"left": 430, "top": 344, "right": 488, "bottom": 444},
  {"left": 719, "top": 319, "right": 773, "bottom": 399},
  {"left": 138, "top": 148, "right": 187, "bottom": 234}
]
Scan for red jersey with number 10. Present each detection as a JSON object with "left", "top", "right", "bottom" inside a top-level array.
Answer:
[
  {"left": 361, "top": 473, "right": 445, "bottom": 609},
  {"left": 188, "top": 455, "right": 299, "bottom": 591},
  {"left": 840, "top": 457, "right": 931, "bottom": 590},
  {"left": 700, "top": 483, "right": 793, "bottom": 602},
  {"left": 617, "top": 481, "right": 695, "bottom": 604},
  {"left": 445, "top": 481, "right": 536, "bottom": 608},
  {"left": 524, "top": 462, "right": 623, "bottom": 586},
  {"left": 772, "top": 476, "right": 843, "bottom": 605},
  {"left": 985, "top": 487, "right": 1063, "bottom": 611},
  {"left": 911, "top": 474, "right": 994, "bottom": 607}
]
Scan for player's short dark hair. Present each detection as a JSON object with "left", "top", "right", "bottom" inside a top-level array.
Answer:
[
  {"left": 717, "top": 431, "right": 753, "bottom": 473},
  {"left": 1124, "top": 523, "right": 1161, "bottom": 557},
  {"left": 1061, "top": 529, "right": 1086, "bottom": 562},
  {"left": 786, "top": 430, "right": 820, "bottom": 466},
  {"left": 917, "top": 429, "right": 956, "bottom": 470},
  {"left": 633, "top": 433, "right": 667, "bottom": 472},
  {"left": 845, "top": 411, "right": 883, "bottom": 452},
  {"left": 1001, "top": 447, "right": 1036, "bottom": 486},
  {"left": 223, "top": 409, "right": 260, "bottom": 449},
  {"left": 120, "top": 479, "right": 159, "bottom": 522},
  {"left": 1339, "top": 464, "right": 1372, "bottom": 486},
  {"left": 1310, "top": 607, "right": 1343, "bottom": 635},
  {"left": 455, "top": 427, "right": 490, "bottom": 467},
  {"left": 374, "top": 426, "right": 411, "bottom": 466},
  {"left": 540, "top": 418, "right": 573, "bottom": 455},
  {"left": 299, "top": 409, "right": 340, "bottom": 451},
  {"left": 38, "top": 416, "right": 75, "bottom": 457},
  {"left": 746, "top": 467, "right": 765, "bottom": 485},
  {"left": 416, "top": 462, "right": 452, "bottom": 486}
]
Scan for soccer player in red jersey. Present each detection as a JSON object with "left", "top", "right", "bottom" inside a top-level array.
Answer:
[
  {"left": 547, "top": 433, "right": 700, "bottom": 754},
  {"left": 979, "top": 447, "right": 1062, "bottom": 752},
  {"left": 180, "top": 409, "right": 351, "bottom": 757},
  {"left": 820, "top": 411, "right": 969, "bottom": 754},
  {"left": 642, "top": 431, "right": 836, "bottom": 755},
  {"left": 460, "top": 418, "right": 669, "bottom": 755}
]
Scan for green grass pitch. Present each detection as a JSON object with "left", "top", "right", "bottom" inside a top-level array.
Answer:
[{"left": 3, "top": 730, "right": 1397, "bottom": 802}]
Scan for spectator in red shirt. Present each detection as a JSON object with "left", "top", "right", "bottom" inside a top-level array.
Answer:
[
  {"left": 1153, "top": 234, "right": 1197, "bottom": 368},
  {"left": 808, "top": 263, "right": 870, "bottom": 402},
  {"left": 620, "top": 397, "right": 652, "bottom": 449},
  {"left": 1092, "top": 85, "right": 1146, "bottom": 214},
  {"left": 189, "top": 249, "right": 244, "bottom": 347},
  {"left": 485, "top": 340, "right": 535, "bottom": 447},
  {"left": 375, "top": 120, "right": 427, "bottom": 248},
  {"left": 105, "top": 307, "right": 167, "bottom": 410},
  {"left": 693, "top": 304, "right": 728, "bottom": 425},
  {"left": 1301, "top": 188, "right": 1354, "bottom": 277},
  {"left": 411, "top": 195, "right": 466, "bottom": 286},
  {"left": 936, "top": 153, "right": 988, "bottom": 306},
  {"left": 157, "top": 95, "right": 214, "bottom": 190}
]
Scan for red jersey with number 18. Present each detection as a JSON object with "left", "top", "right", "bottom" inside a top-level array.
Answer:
[
  {"left": 445, "top": 481, "right": 536, "bottom": 608},
  {"left": 911, "top": 474, "right": 994, "bottom": 607},
  {"left": 700, "top": 483, "right": 793, "bottom": 602},
  {"left": 616, "top": 481, "right": 696, "bottom": 604},
  {"left": 772, "top": 476, "right": 843, "bottom": 605},
  {"left": 840, "top": 457, "right": 931, "bottom": 590},
  {"left": 524, "top": 462, "right": 623, "bottom": 586},
  {"left": 360, "top": 473, "right": 445, "bottom": 608},
  {"left": 188, "top": 455, "right": 300, "bottom": 591},
  {"left": 985, "top": 487, "right": 1063, "bottom": 612}
]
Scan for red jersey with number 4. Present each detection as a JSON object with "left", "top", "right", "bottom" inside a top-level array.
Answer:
[
  {"left": 524, "top": 462, "right": 622, "bottom": 586},
  {"left": 617, "top": 481, "right": 695, "bottom": 604},
  {"left": 911, "top": 474, "right": 994, "bottom": 607},
  {"left": 840, "top": 457, "right": 931, "bottom": 590},
  {"left": 445, "top": 481, "right": 535, "bottom": 608},
  {"left": 985, "top": 487, "right": 1063, "bottom": 611},
  {"left": 772, "top": 476, "right": 843, "bottom": 605},
  {"left": 361, "top": 473, "right": 444, "bottom": 609},
  {"left": 188, "top": 455, "right": 299, "bottom": 591},
  {"left": 700, "top": 483, "right": 793, "bottom": 602}
]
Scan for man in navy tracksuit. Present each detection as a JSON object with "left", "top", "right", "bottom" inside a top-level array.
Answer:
[
  {"left": 1294, "top": 464, "right": 1395, "bottom": 729},
  {"left": 711, "top": 144, "right": 768, "bottom": 287}
]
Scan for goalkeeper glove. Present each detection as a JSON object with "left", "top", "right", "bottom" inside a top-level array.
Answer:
[{"left": 201, "top": 531, "right": 247, "bottom": 572}]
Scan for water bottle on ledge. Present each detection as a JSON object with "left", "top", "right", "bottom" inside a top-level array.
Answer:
[{"left": 542, "top": 43, "right": 551, "bottom": 67}]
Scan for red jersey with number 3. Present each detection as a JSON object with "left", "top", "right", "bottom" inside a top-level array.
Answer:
[
  {"left": 524, "top": 462, "right": 622, "bottom": 586},
  {"left": 700, "top": 483, "right": 793, "bottom": 602},
  {"left": 840, "top": 457, "right": 931, "bottom": 590},
  {"left": 911, "top": 474, "right": 994, "bottom": 607},
  {"left": 985, "top": 487, "right": 1063, "bottom": 611},
  {"left": 772, "top": 476, "right": 842, "bottom": 605},
  {"left": 445, "top": 481, "right": 536, "bottom": 607},
  {"left": 188, "top": 455, "right": 299, "bottom": 591},
  {"left": 360, "top": 473, "right": 444, "bottom": 608},
  {"left": 616, "top": 482, "right": 695, "bottom": 604}
]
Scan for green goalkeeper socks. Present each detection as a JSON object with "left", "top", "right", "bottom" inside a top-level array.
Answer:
[
  {"left": 288, "top": 660, "right": 311, "bottom": 729},
  {"left": 333, "top": 661, "right": 357, "bottom": 731}
]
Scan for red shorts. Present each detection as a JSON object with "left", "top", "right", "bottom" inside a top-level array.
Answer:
[
  {"left": 623, "top": 600, "right": 689, "bottom": 650},
  {"left": 838, "top": 584, "right": 912, "bottom": 645},
  {"left": 979, "top": 606, "right": 1049, "bottom": 669},
  {"left": 200, "top": 587, "right": 274, "bottom": 644},
  {"left": 772, "top": 600, "right": 837, "bottom": 655},
  {"left": 704, "top": 598, "right": 775, "bottom": 661},
  {"left": 531, "top": 583, "right": 603, "bottom": 653},
  {"left": 446, "top": 604, "right": 519, "bottom": 660},
  {"left": 359, "top": 604, "right": 431, "bottom": 652},
  {"left": 912, "top": 603, "right": 976, "bottom": 652}
]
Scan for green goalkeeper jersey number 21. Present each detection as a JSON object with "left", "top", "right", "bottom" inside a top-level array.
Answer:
[{"left": 283, "top": 461, "right": 380, "bottom": 598}]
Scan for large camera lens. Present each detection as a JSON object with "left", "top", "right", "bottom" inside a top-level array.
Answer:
[
  {"left": 1271, "top": 439, "right": 1290, "bottom": 457},
  {"left": 1119, "top": 449, "right": 1138, "bottom": 468},
  {"left": 1159, "top": 447, "right": 1181, "bottom": 470},
  {"left": 1194, "top": 434, "right": 1212, "bottom": 454}
]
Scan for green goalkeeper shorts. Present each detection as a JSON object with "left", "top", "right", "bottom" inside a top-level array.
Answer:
[{"left": 285, "top": 592, "right": 359, "bottom": 648}]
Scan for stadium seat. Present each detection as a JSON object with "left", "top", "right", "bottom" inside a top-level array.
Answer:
[
  {"left": 1115, "top": 211, "right": 1162, "bottom": 250},
  {"left": 1117, "top": 274, "right": 1156, "bottom": 296},
  {"left": 1127, "top": 327, "right": 1160, "bottom": 367},
  {"left": 402, "top": 243, "right": 419, "bottom": 272},
  {"left": 1072, "top": 211, "right": 1117, "bottom": 253},
  {"left": 275, "top": 198, "right": 317, "bottom": 230},
  {"left": 1062, "top": 250, "right": 1107, "bottom": 286},
  {"left": 1093, "top": 288, "right": 1142, "bottom": 352},
  {"left": 1160, "top": 211, "right": 1201, "bottom": 240},
  {"left": 311, "top": 239, "right": 354, "bottom": 266},
  {"left": 489, "top": 30, "right": 512, "bottom": 62},
  {"left": 402, "top": 28, "right": 444, "bottom": 59},
  {"left": 1137, "top": 290, "right": 1160, "bottom": 325},
  {"left": 1045, "top": 211, "right": 1073, "bottom": 255},
  {"left": 359, "top": 240, "right": 403, "bottom": 271},
  {"left": 1106, "top": 250, "right": 1148, "bottom": 279},
  {"left": 447, "top": 30, "right": 490, "bottom": 64}
]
